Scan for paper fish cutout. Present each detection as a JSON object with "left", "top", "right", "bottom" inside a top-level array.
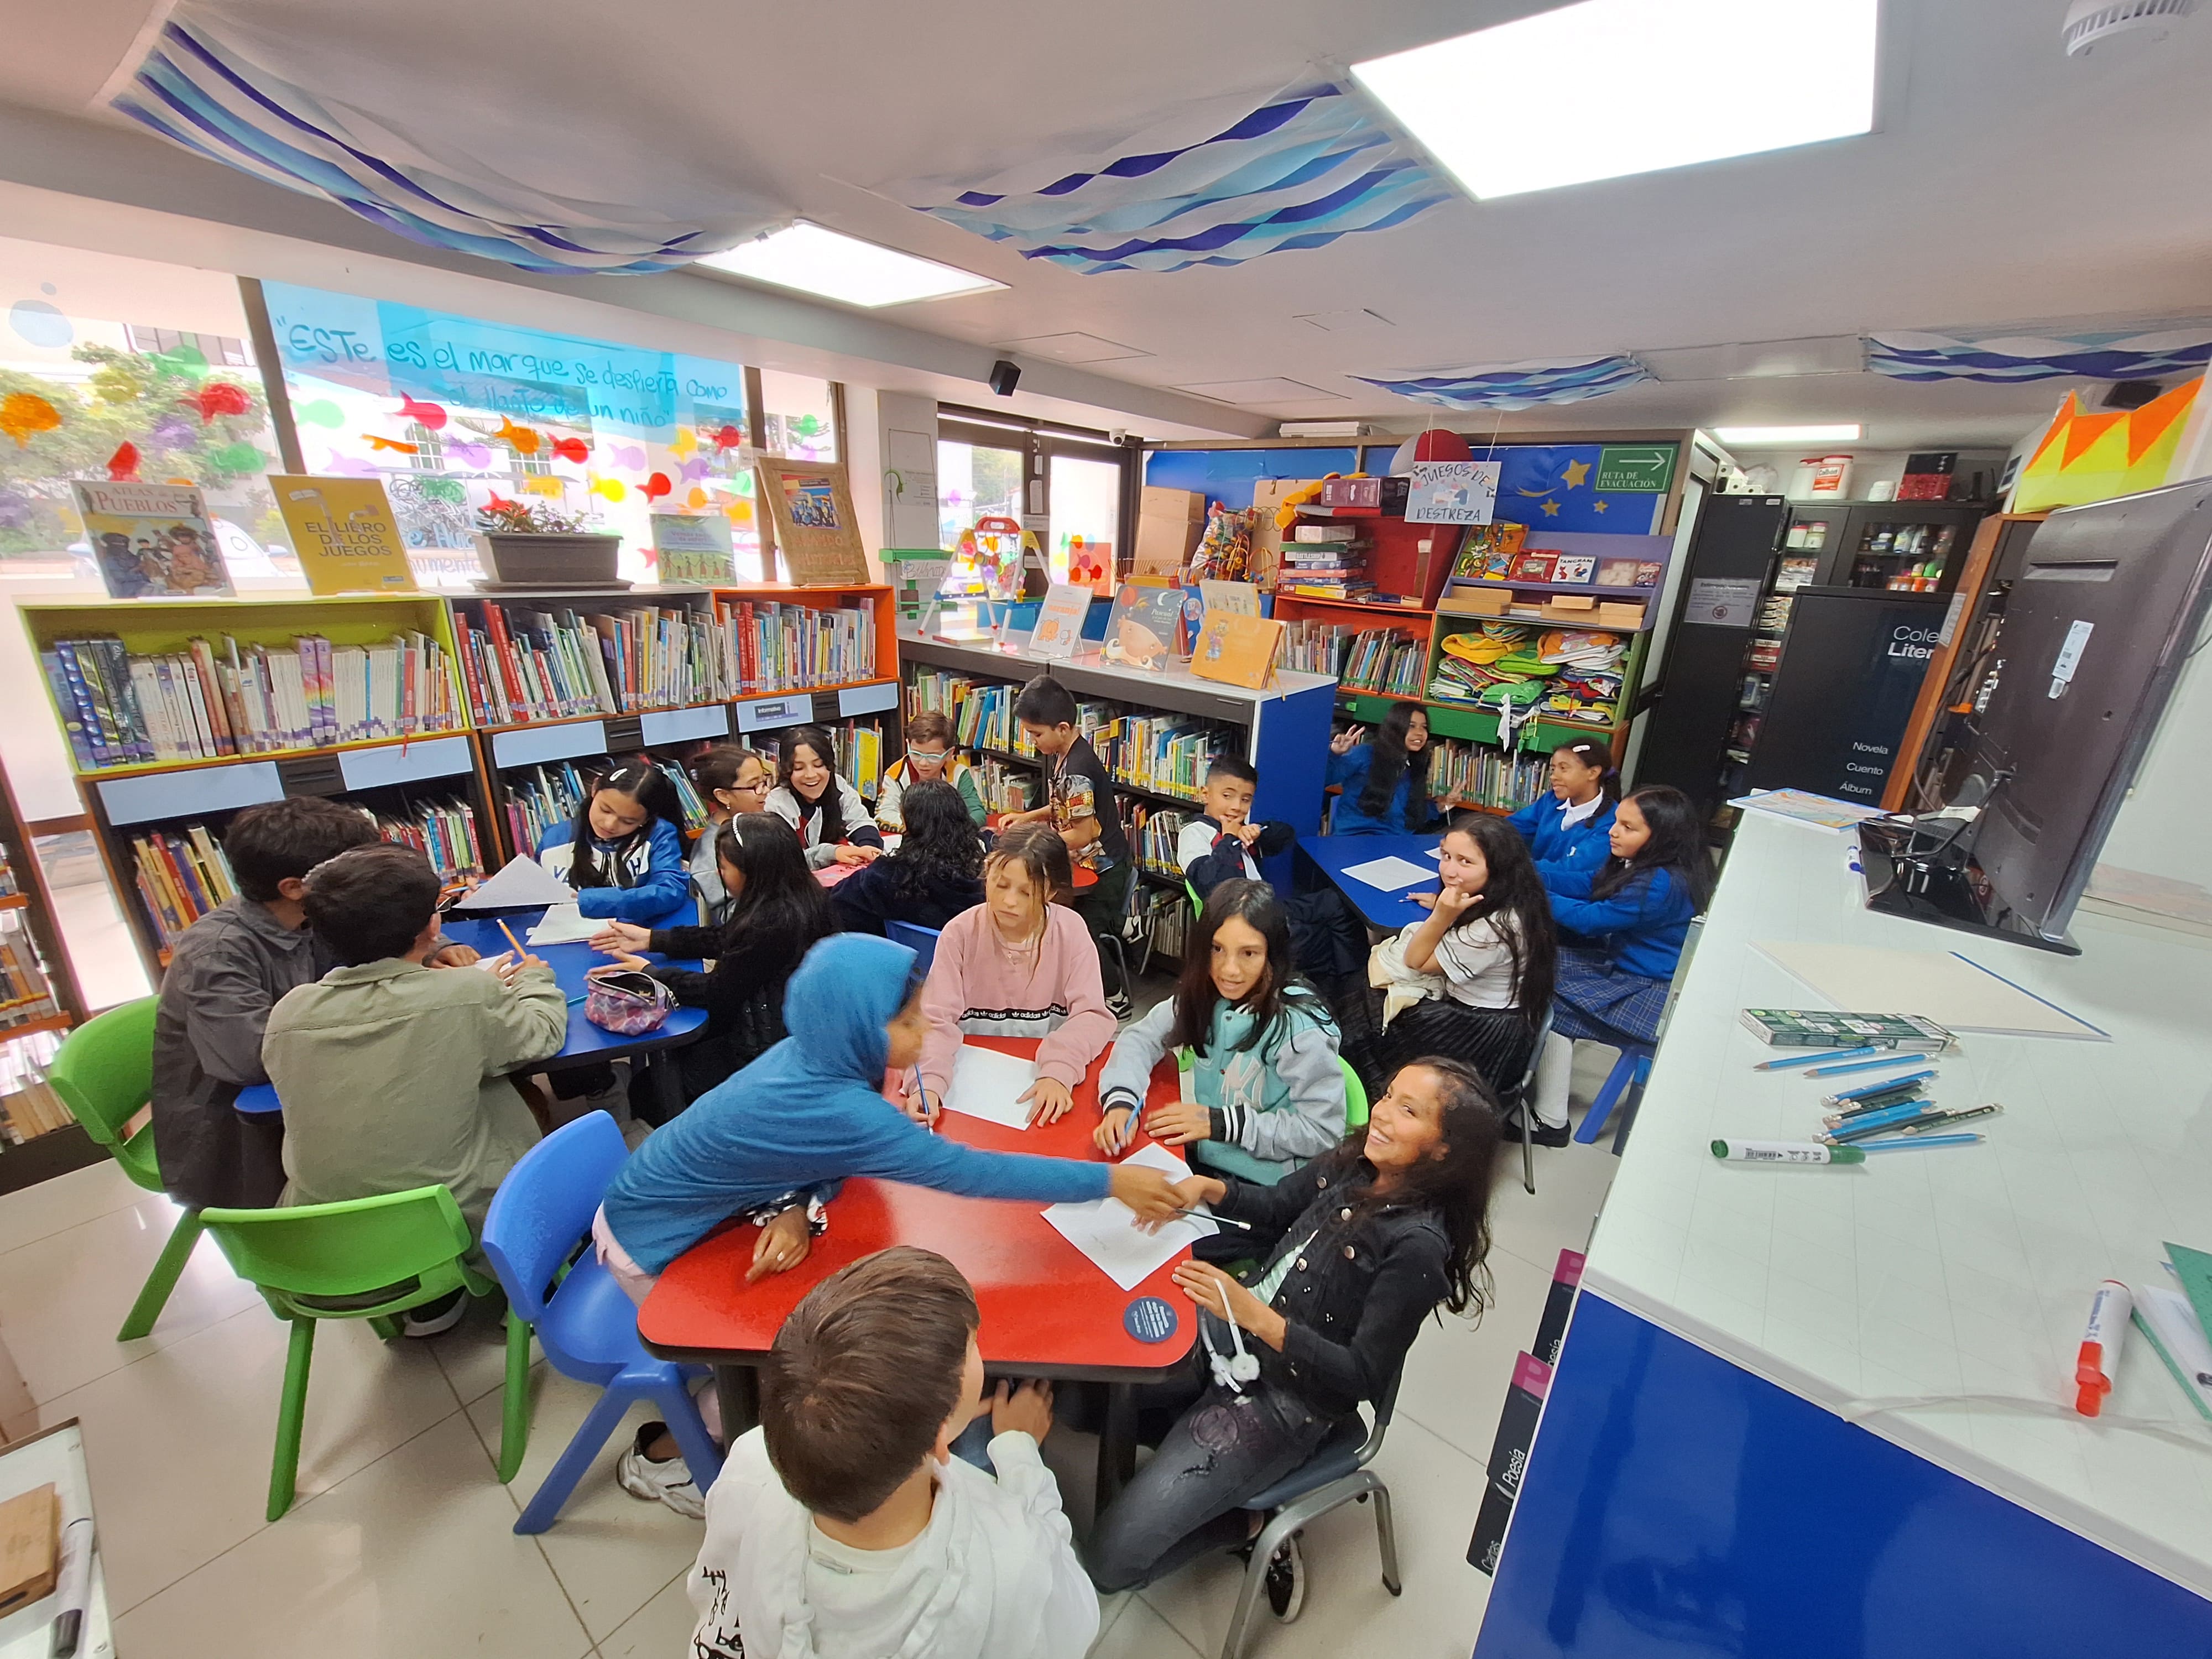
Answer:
[
  {"left": 0, "top": 390, "right": 61, "bottom": 447},
  {"left": 320, "top": 450, "right": 382, "bottom": 478},
  {"left": 294, "top": 398, "right": 345, "bottom": 428},
  {"left": 207, "top": 441, "right": 264, "bottom": 473},
  {"left": 494, "top": 416, "right": 541, "bottom": 455},
  {"left": 191, "top": 380, "right": 252, "bottom": 422},
  {"left": 105, "top": 441, "right": 140, "bottom": 481},
  {"left": 606, "top": 441, "right": 646, "bottom": 470},
  {"left": 163, "top": 476, "right": 195, "bottom": 486},
  {"left": 589, "top": 476, "right": 627, "bottom": 503},
  {"left": 419, "top": 476, "right": 466, "bottom": 505},
  {"left": 362, "top": 434, "right": 419, "bottom": 453},
  {"left": 149, "top": 410, "right": 198, "bottom": 450},
  {"left": 670, "top": 426, "right": 698, "bottom": 459},
  {"left": 446, "top": 441, "right": 493, "bottom": 468},
  {"left": 148, "top": 341, "right": 208, "bottom": 383},
  {"left": 485, "top": 492, "right": 519, "bottom": 513},
  {"left": 395, "top": 394, "right": 448, "bottom": 430},
  {"left": 708, "top": 424, "right": 745, "bottom": 452},
  {"left": 685, "top": 486, "right": 708, "bottom": 509},
  {"left": 644, "top": 471, "right": 673, "bottom": 502},
  {"left": 722, "top": 499, "right": 753, "bottom": 524},
  {"left": 549, "top": 436, "right": 589, "bottom": 463},
  {"left": 678, "top": 457, "right": 712, "bottom": 482},
  {"left": 521, "top": 474, "right": 565, "bottom": 497}
]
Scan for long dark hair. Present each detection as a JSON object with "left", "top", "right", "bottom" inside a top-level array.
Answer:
[
  {"left": 1436, "top": 816, "right": 1557, "bottom": 1018},
  {"left": 1169, "top": 878, "right": 1328, "bottom": 1055},
  {"left": 778, "top": 726, "right": 853, "bottom": 844},
  {"left": 1355, "top": 703, "right": 1432, "bottom": 821},
  {"left": 1592, "top": 784, "right": 1713, "bottom": 912},
  {"left": 1551, "top": 738, "right": 1620, "bottom": 807},
  {"left": 1327, "top": 1055, "right": 1501, "bottom": 1318},
  {"left": 564, "top": 761, "right": 684, "bottom": 889},
  {"left": 715, "top": 812, "right": 832, "bottom": 961},
  {"left": 888, "top": 780, "right": 982, "bottom": 904}
]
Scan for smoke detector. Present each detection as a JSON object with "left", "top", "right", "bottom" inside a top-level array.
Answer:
[{"left": 2064, "top": 0, "right": 2197, "bottom": 55}]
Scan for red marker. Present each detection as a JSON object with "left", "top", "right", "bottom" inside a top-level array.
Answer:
[{"left": 2075, "top": 1279, "right": 2132, "bottom": 1417}]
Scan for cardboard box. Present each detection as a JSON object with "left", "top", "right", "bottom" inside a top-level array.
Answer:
[
  {"left": 1134, "top": 486, "right": 1206, "bottom": 576},
  {"left": 1250, "top": 478, "right": 1323, "bottom": 591},
  {"left": 1595, "top": 600, "right": 1647, "bottom": 629},
  {"left": 1439, "top": 585, "right": 1514, "bottom": 617}
]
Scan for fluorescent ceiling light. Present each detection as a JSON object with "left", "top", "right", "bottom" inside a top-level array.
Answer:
[
  {"left": 1353, "top": 0, "right": 1879, "bottom": 200},
  {"left": 696, "top": 222, "right": 1005, "bottom": 307},
  {"left": 1713, "top": 423, "right": 1863, "bottom": 444}
]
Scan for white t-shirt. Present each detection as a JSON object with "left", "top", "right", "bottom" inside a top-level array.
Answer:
[{"left": 1376, "top": 911, "right": 1523, "bottom": 1009}]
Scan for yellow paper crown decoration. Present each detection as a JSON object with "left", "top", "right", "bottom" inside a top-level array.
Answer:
[{"left": 2012, "top": 377, "right": 2206, "bottom": 513}]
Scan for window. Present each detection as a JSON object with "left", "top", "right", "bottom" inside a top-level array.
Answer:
[
  {"left": 936, "top": 406, "right": 1129, "bottom": 594},
  {"left": 123, "top": 325, "right": 253, "bottom": 368},
  {"left": 759, "top": 369, "right": 837, "bottom": 463}
]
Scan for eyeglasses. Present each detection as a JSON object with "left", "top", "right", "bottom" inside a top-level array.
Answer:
[{"left": 905, "top": 749, "right": 951, "bottom": 764}]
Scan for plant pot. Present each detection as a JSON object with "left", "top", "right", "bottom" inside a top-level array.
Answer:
[{"left": 473, "top": 531, "right": 623, "bottom": 586}]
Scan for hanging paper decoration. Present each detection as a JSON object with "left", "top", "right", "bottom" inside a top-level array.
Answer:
[
  {"left": 493, "top": 417, "right": 542, "bottom": 456},
  {"left": 708, "top": 425, "right": 745, "bottom": 452},
  {"left": 190, "top": 380, "right": 253, "bottom": 422},
  {"left": 669, "top": 426, "right": 698, "bottom": 460},
  {"left": 106, "top": 442, "right": 140, "bottom": 481},
  {"left": 0, "top": 390, "right": 61, "bottom": 447},
  {"left": 446, "top": 441, "right": 493, "bottom": 469},
  {"left": 395, "top": 394, "right": 448, "bottom": 429},
  {"left": 362, "top": 434, "right": 419, "bottom": 453},
  {"left": 889, "top": 80, "right": 1449, "bottom": 274},
  {"left": 1352, "top": 355, "right": 1652, "bottom": 411},
  {"left": 606, "top": 441, "right": 648, "bottom": 471},
  {"left": 111, "top": 13, "right": 784, "bottom": 275},
  {"left": 1867, "top": 322, "right": 2212, "bottom": 383},
  {"left": 294, "top": 398, "right": 345, "bottom": 428},
  {"left": 549, "top": 436, "right": 589, "bottom": 463},
  {"left": 206, "top": 440, "right": 266, "bottom": 473},
  {"left": 590, "top": 477, "right": 628, "bottom": 503},
  {"left": 643, "top": 472, "right": 673, "bottom": 502},
  {"left": 2011, "top": 380, "right": 2205, "bottom": 513}
]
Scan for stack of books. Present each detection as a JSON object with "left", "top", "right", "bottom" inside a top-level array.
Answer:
[
  {"left": 1277, "top": 524, "right": 1371, "bottom": 601},
  {"left": 973, "top": 757, "right": 1036, "bottom": 815},
  {"left": 129, "top": 825, "right": 238, "bottom": 951},
  {"left": 1428, "top": 740, "right": 1552, "bottom": 813},
  {"left": 366, "top": 799, "right": 486, "bottom": 884},
  {"left": 0, "top": 1026, "right": 67, "bottom": 1145},
  {"left": 1339, "top": 629, "right": 1429, "bottom": 697},
  {"left": 1126, "top": 804, "right": 1192, "bottom": 878},
  {"left": 0, "top": 912, "right": 58, "bottom": 1033},
  {"left": 1097, "top": 714, "right": 1227, "bottom": 803},
  {"left": 1279, "top": 619, "right": 1359, "bottom": 677},
  {"left": 503, "top": 760, "right": 594, "bottom": 859},
  {"left": 720, "top": 598, "right": 878, "bottom": 695},
  {"left": 457, "top": 606, "right": 692, "bottom": 725}
]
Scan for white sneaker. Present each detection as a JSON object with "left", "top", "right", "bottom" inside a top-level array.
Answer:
[
  {"left": 401, "top": 1291, "right": 466, "bottom": 1339},
  {"left": 616, "top": 1423, "right": 705, "bottom": 1519}
]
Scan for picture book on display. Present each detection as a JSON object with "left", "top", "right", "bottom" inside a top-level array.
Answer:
[
  {"left": 72, "top": 482, "right": 233, "bottom": 598},
  {"left": 1739, "top": 1008, "right": 1955, "bottom": 1051},
  {"left": 272, "top": 476, "right": 417, "bottom": 594},
  {"left": 649, "top": 513, "right": 738, "bottom": 586}
]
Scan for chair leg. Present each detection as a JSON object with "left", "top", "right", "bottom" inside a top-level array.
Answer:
[
  {"left": 497, "top": 1312, "right": 533, "bottom": 1483},
  {"left": 1520, "top": 1096, "right": 1536, "bottom": 1196},
  {"left": 514, "top": 1384, "right": 639, "bottom": 1535},
  {"left": 652, "top": 1377, "right": 725, "bottom": 1493},
  {"left": 267, "top": 1318, "right": 316, "bottom": 1521},
  {"left": 1573, "top": 1048, "right": 1635, "bottom": 1145},
  {"left": 367, "top": 1315, "right": 401, "bottom": 1342},
  {"left": 1610, "top": 1053, "right": 1654, "bottom": 1158},
  {"left": 1370, "top": 1477, "right": 1402, "bottom": 1595},
  {"left": 1219, "top": 1510, "right": 1284, "bottom": 1659},
  {"left": 117, "top": 1207, "right": 204, "bottom": 1342}
]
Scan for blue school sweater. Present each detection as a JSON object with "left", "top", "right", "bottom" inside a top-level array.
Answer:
[
  {"left": 536, "top": 817, "right": 692, "bottom": 929},
  {"left": 1508, "top": 794, "right": 1617, "bottom": 884},
  {"left": 1326, "top": 746, "right": 1433, "bottom": 836},
  {"left": 1546, "top": 864, "right": 1695, "bottom": 981},
  {"left": 599, "top": 933, "right": 1110, "bottom": 1273}
]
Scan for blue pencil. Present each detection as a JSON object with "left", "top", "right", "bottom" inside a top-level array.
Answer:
[
  {"left": 1755, "top": 1045, "right": 1879, "bottom": 1071},
  {"left": 1856, "top": 1133, "right": 1984, "bottom": 1152},
  {"left": 1804, "top": 1053, "right": 1935, "bottom": 1079}
]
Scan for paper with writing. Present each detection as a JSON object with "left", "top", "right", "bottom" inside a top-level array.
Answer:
[{"left": 1042, "top": 1143, "right": 1219, "bottom": 1291}]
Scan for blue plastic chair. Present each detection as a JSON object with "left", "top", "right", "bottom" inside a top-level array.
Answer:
[
  {"left": 885, "top": 920, "right": 942, "bottom": 975},
  {"left": 481, "top": 1111, "right": 722, "bottom": 1534}
]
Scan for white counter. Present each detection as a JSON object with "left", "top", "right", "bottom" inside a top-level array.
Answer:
[{"left": 1586, "top": 810, "right": 2212, "bottom": 1596}]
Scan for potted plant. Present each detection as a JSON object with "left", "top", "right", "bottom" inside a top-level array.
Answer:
[{"left": 473, "top": 495, "right": 624, "bottom": 586}]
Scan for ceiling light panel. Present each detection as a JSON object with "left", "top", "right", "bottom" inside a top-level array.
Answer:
[
  {"left": 1294, "top": 309, "right": 1396, "bottom": 332},
  {"left": 1175, "top": 378, "right": 1344, "bottom": 405},
  {"left": 998, "top": 332, "right": 1152, "bottom": 363},
  {"left": 1713, "top": 423, "right": 1864, "bottom": 444},
  {"left": 1638, "top": 336, "right": 1866, "bottom": 382},
  {"left": 695, "top": 222, "right": 1005, "bottom": 307},
  {"left": 1354, "top": 0, "right": 1879, "bottom": 200}
]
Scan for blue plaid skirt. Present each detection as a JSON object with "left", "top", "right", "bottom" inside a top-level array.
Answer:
[{"left": 1552, "top": 945, "right": 1669, "bottom": 1047}]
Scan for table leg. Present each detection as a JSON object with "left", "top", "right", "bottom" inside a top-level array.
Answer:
[
  {"left": 714, "top": 1365, "right": 758, "bottom": 1441},
  {"left": 1094, "top": 1381, "right": 1138, "bottom": 1519}
]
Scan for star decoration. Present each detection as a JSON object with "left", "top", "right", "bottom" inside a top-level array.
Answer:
[
  {"left": 1562, "top": 460, "right": 1591, "bottom": 489},
  {"left": 1593, "top": 499, "right": 1609, "bottom": 513},
  {"left": 1540, "top": 499, "right": 1561, "bottom": 517}
]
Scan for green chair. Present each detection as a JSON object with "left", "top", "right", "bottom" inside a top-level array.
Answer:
[
  {"left": 199, "top": 1186, "right": 494, "bottom": 1520},
  {"left": 1185, "top": 877, "right": 1204, "bottom": 919},
  {"left": 47, "top": 998, "right": 204, "bottom": 1342},
  {"left": 1341, "top": 1057, "right": 1370, "bottom": 1131}
]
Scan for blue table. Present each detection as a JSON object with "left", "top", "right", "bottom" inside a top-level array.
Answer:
[
  {"left": 236, "top": 907, "right": 707, "bottom": 1122},
  {"left": 1295, "top": 832, "right": 1442, "bottom": 932}
]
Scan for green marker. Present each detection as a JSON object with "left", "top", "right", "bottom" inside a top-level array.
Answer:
[{"left": 1711, "top": 1138, "right": 1866, "bottom": 1166}]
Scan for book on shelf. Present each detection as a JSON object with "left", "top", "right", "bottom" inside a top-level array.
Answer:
[
  {"left": 367, "top": 799, "right": 487, "bottom": 884},
  {"left": 737, "top": 721, "right": 890, "bottom": 804},
  {"left": 718, "top": 598, "right": 879, "bottom": 696},
  {"left": 1095, "top": 713, "right": 1228, "bottom": 804},
  {"left": 974, "top": 757, "right": 1036, "bottom": 814},
  {"left": 41, "top": 632, "right": 460, "bottom": 769},
  {"left": 1125, "top": 803, "right": 1192, "bottom": 878},
  {"left": 1427, "top": 739, "right": 1552, "bottom": 814},
  {"left": 503, "top": 760, "right": 595, "bottom": 862},
  {"left": 0, "top": 1026, "right": 68, "bottom": 1145},
  {"left": 0, "top": 912, "right": 59, "bottom": 1031}
]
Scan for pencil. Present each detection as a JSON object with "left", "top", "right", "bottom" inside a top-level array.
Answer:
[
  {"left": 1207, "top": 1212, "right": 1254, "bottom": 1230},
  {"left": 497, "top": 917, "right": 525, "bottom": 958}
]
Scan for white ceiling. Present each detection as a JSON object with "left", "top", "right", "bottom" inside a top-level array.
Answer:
[{"left": 3, "top": 0, "right": 2210, "bottom": 448}]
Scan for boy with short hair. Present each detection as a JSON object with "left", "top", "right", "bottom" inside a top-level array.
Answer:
[
  {"left": 688, "top": 1246, "right": 1098, "bottom": 1659},
  {"left": 1008, "top": 674, "right": 1133, "bottom": 1013},
  {"left": 1182, "top": 757, "right": 1366, "bottom": 983}
]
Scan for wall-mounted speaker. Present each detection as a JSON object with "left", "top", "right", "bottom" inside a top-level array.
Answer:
[{"left": 988, "top": 359, "right": 1020, "bottom": 397}]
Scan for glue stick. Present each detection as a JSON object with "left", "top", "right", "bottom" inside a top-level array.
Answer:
[{"left": 2075, "top": 1280, "right": 2132, "bottom": 1417}]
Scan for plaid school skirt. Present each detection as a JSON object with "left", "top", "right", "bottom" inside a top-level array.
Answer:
[{"left": 1552, "top": 945, "right": 1670, "bottom": 1047}]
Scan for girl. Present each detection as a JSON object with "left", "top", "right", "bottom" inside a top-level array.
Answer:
[
  {"left": 1363, "top": 816, "right": 1556, "bottom": 1112},
  {"left": 875, "top": 710, "right": 988, "bottom": 832},
  {"left": 1095, "top": 879, "right": 1345, "bottom": 1186},
  {"left": 686, "top": 746, "right": 770, "bottom": 916},
  {"left": 912, "top": 823, "right": 1115, "bottom": 1129},
  {"left": 536, "top": 761, "right": 692, "bottom": 930},
  {"left": 1325, "top": 703, "right": 1437, "bottom": 836},
  {"left": 831, "top": 779, "right": 987, "bottom": 936},
  {"left": 592, "top": 813, "right": 834, "bottom": 1107},
  {"left": 765, "top": 725, "right": 885, "bottom": 870},
  {"left": 1084, "top": 1058, "right": 1502, "bottom": 1601},
  {"left": 1509, "top": 738, "right": 1619, "bottom": 884},
  {"left": 1530, "top": 785, "right": 1712, "bottom": 1134}
]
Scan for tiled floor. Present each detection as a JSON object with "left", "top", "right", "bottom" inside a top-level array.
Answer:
[{"left": 0, "top": 1053, "right": 1625, "bottom": 1658}]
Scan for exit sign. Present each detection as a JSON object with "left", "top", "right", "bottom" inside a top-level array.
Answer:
[{"left": 1596, "top": 446, "right": 1676, "bottom": 492}]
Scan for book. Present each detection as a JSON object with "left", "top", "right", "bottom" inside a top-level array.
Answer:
[
  {"left": 1739, "top": 1008, "right": 1955, "bottom": 1051},
  {"left": 1028, "top": 583, "right": 1093, "bottom": 659},
  {"left": 1553, "top": 554, "right": 1597, "bottom": 584},
  {"left": 272, "top": 476, "right": 418, "bottom": 594},
  {"left": 1509, "top": 551, "right": 1558, "bottom": 582},
  {"left": 71, "top": 481, "right": 232, "bottom": 598},
  {"left": 650, "top": 512, "right": 738, "bottom": 585},
  {"left": 1103, "top": 583, "right": 1196, "bottom": 669},
  {"left": 1190, "top": 612, "right": 1284, "bottom": 691}
]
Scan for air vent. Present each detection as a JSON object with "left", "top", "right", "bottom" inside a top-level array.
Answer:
[{"left": 2064, "top": 0, "right": 2196, "bottom": 55}]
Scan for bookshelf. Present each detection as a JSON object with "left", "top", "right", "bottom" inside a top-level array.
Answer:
[{"left": 0, "top": 752, "right": 93, "bottom": 1193}]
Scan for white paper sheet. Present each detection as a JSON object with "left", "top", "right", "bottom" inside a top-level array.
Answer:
[
  {"left": 945, "top": 1043, "right": 1041, "bottom": 1128},
  {"left": 526, "top": 903, "right": 602, "bottom": 946},
  {"left": 452, "top": 854, "right": 578, "bottom": 910},
  {"left": 1753, "top": 940, "right": 2110, "bottom": 1039},
  {"left": 1042, "top": 1143, "right": 1219, "bottom": 1291},
  {"left": 1424, "top": 846, "right": 1443, "bottom": 860},
  {"left": 1340, "top": 854, "right": 1438, "bottom": 892}
]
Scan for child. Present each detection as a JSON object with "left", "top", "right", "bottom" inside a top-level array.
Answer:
[
  {"left": 913, "top": 824, "right": 1115, "bottom": 1129},
  {"left": 876, "top": 711, "right": 988, "bottom": 832},
  {"left": 1006, "top": 674, "right": 1131, "bottom": 1012},
  {"left": 1178, "top": 757, "right": 1365, "bottom": 982},
  {"left": 264, "top": 844, "right": 566, "bottom": 1332},
  {"left": 591, "top": 812, "right": 834, "bottom": 1109},
  {"left": 593, "top": 931, "right": 1185, "bottom": 1514},
  {"left": 151, "top": 797, "right": 385, "bottom": 1211},
  {"left": 688, "top": 1247, "right": 1097, "bottom": 1659},
  {"left": 1508, "top": 739, "right": 1618, "bottom": 883},
  {"left": 1364, "top": 816, "right": 1558, "bottom": 1135},
  {"left": 1086, "top": 1059, "right": 1502, "bottom": 1600},
  {"left": 766, "top": 724, "right": 885, "bottom": 870},
  {"left": 833, "top": 780, "right": 987, "bottom": 936},
  {"left": 1325, "top": 703, "right": 1437, "bottom": 836},
  {"left": 687, "top": 746, "right": 771, "bottom": 916},
  {"left": 1095, "top": 879, "right": 1345, "bottom": 1186},
  {"left": 1529, "top": 785, "right": 1712, "bottom": 1133},
  {"left": 537, "top": 760, "right": 693, "bottom": 931}
]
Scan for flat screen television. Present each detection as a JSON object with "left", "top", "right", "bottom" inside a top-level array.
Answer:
[{"left": 1862, "top": 478, "right": 2212, "bottom": 950}]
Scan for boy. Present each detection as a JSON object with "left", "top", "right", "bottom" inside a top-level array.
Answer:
[
  {"left": 150, "top": 796, "right": 387, "bottom": 1211},
  {"left": 263, "top": 843, "right": 565, "bottom": 1253},
  {"left": 1182, "top": 758, "right": 1366, "bottom": 983},
  {"left": 688, "top": 1247, "right": 1097, "bottom": 1659},
  {"left": 1007, "top": 674, "right": 1133, "bottom": 1014},
  {"left": 875, "top": 709, "right": 988, "bottom": 831}
]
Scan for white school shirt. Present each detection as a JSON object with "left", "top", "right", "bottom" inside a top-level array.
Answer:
[{"left": 1373, "top": 912, "right": 1522, "bottom": 1009}]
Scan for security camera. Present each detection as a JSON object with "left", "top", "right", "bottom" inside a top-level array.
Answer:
[{"left": 1110, "top": 427, "right": 1129, "bottom": 445}]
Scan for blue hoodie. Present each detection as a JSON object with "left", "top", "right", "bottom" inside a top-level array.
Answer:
[
  {"left": 536, "top": 816, "right": 692, "bottom": 929},
  {"left": 1507, "top": 792, "right": 1617, "bottom": 885},
  {"left": 599, "top": 933, "right": 1112, "bottom": 1273}
]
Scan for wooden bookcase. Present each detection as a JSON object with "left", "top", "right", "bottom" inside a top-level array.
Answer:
[{"left": 0, "top": 750, "right": 94, "bottom": 1191}]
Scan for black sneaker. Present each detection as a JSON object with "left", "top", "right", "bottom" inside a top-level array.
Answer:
[
  {"left": 1107, "top": 988, "right": 1134, "bottom": 1021},
  {"left": 1264, "top": 1533, "right": 1306, "bottom": 1621},
  {"left": 1504, "top": 1110, "right": 1572, "bottom": 1149}
]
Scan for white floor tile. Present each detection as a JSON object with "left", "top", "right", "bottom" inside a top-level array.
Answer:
[
  {"left": 111, "top": 1412, "right": 593, "bottom": 1659},
  {"left": 433, "top": 1292, "right": 539, "bottom": 1406},
  {"left": 1485, "top": 1139, "right": 1617, "bottom": 1276},
  {"left": 1396, "top": 1246, "right": 1554, "bottom": 1462},
  {"left": 0, "top": 1156, "right": 144, "bottom": 1255},
  {"left": 1091, "top": 1590, "right": 1204, "bottom": 1659},
  {"left": 18, "top": 1301, "right": 463, "bottom": 1613},
  {"left": 596, "top": 1569, "right": 698, "bottom": 1659},
  {"left": 466, "top": 1361, "right": 705, "bottom": 1641}
]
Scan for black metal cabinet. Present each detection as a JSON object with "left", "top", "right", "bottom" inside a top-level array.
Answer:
[{"left": 1810, "top": 501, "right": 1987, "bottom": 597}]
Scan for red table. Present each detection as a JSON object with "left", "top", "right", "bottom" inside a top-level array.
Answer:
[{"left": 637, "top": 1037, "right": 1195, "bottom": 1509}]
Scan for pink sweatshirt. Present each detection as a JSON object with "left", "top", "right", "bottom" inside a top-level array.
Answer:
[{"left": 919, "top": 904, "right": 1115, "bottom": 1100}]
